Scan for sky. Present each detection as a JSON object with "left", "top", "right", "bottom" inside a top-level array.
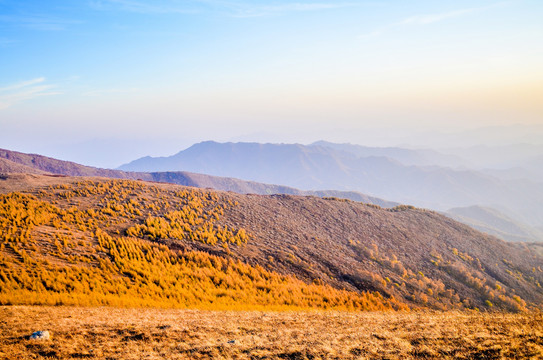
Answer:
[{"left": 1, "top": 0, "right": 542, "bottom": 167}]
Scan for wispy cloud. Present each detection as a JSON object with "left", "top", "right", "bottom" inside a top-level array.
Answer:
[
  {"left": 0, "top": 14, "right": 81, "bottom": 31},
  {"left": 398, "top": 8, "right": 476, "bottom": 26},
  {"left": 0, "top": 37, "right": 16, "bottom": 47},
  {"left": 88, "top": 0, "right": 200, "bottom": 14},
  {"left": 360, "top": 1, "right": 511, "bottom": 38},
  {"left": 226, "top": 2, "right": 358, "bottom": 18},
  {"left": 0, "top": 78, "right": 61, "bottom": 110},
  {"left": 89, "top": 0, "right": 359, "bottom": 17},
  {"left": 83, "top": 87, "right": 141, "bottom": 97}
]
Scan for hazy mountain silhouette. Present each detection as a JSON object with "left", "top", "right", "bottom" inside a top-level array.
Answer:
[
  {"left": 119, "top": 141, "right": 543, "bottom": 229},
  {"left": 446, "top": 205, "right": 543, "bottom": 243},
  {"left": 312, "top": 141, "right": 467, "bottom": 168},
  {"left": 0, "top": 148, "right": 396, "bottom": 208},
  {"left": 442, "top": 144, "right": 543, "bottom": 170}
]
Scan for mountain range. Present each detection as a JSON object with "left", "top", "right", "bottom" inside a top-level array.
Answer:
[
  {"left": 1, "top": 143, "right": 542, "bottom": 243},
  {"left": 118, "top": 141, "right": 543, "bottom": 235},
  {"left": 0, "top": 148, "right": 396, "bottom": 208}
]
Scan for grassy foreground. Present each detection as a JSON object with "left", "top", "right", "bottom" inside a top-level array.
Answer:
[{"left": 1, "top": 306, "right": 542, "bottom": 359}]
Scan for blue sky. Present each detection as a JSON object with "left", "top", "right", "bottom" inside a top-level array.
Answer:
[{"left": 1, "top": 0, "right": 542, "bottom": 167}]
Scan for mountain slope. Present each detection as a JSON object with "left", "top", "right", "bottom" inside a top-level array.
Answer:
[
  {"left": 119, "top": 141, "right": 543, "bottom": 228},
  {"left": 447, "top": 206, "right": 543, "bottom": 243},
  {"left": 1, "top": 174, "right": 542, "bottom": 311},
  {"left": 3, "top": 147, "right": 541, "bottom": 240},
  {"left": 148, "top": 171, "right": 398, "bottom": 207},
  {"left": 0, "top": 148, "right": 136, "bottom": 178},
  {"left": 0, "top": 158, "right": 50, "bottom": 175}
]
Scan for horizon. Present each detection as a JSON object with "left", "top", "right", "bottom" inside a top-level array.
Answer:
[
  {"left": 1, "top": 0, "right": 542, "bottom": 167},
  {"left": 3, "top": 124, "right": 543, "bottom": 168},
  {"left": 4, "top": 131, "right": 543, "bottom": 170}
]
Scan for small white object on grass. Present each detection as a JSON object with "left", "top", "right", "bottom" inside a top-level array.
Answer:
[{"left": 30, "top": 331, "right": 50, "bottom": 340}]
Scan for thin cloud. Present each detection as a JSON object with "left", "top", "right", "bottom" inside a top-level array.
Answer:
[
  {"left": 0, "top": 78, "right": 61, "bottom": 110},
  {"left": 398, "top": 8, "right": 476, "bottom": 26},
  {"left": 228, "top": 2, "right": 359, "bottom": 18},
  {"left": 88, "top": 0, "right": 200, "bottom": 14},
  {"left": 0, "top": 37, "right": 16, "bottom": 47},
  {"left": 89, "top": 0, "right": 359, "bottom": 17},
  {"left": 83, "top": 87, "right": 141, "bottom": 97},
  {"left": 0, "top": 14, "right": 81, "bottom": 31},
  {"left": 360, "top": 1, "right": 512, "bottom": 39}
]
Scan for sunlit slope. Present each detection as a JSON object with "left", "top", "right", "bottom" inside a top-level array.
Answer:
[
  {"left": 219, "top": 193, "right": 543, "bottom": 311},
  {"left": 1, "top": 175, "right": 542, "bottom": 311},
  {"left": 0, "top": 177, "right": 401, "bottom": 311}
]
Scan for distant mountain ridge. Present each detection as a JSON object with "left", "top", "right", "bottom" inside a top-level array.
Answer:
[
  {"left": 0, "top": 158, "right": 49, "bottom": 175},
  {"left": 446, "top": 205, "right": 543, "bottom": 243},
  {"left": 0, "top": 148, "right": 396, "bottom": 208},
  {"left": 311, "top": 141, "right": 467, "bottom": 168},
  {"left": 119, "top": 141, "right": 543, "bottom": 229},
  {"left": 2, "top": 146, "right": 542, "bottom": 242},
  {"left": 0, "top": 148, "right": 134, "bottom": 178}
]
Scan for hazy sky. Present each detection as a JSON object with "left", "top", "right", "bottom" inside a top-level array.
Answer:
[{"left": 1, "top": 0, "right": 542, "bottom": 167}]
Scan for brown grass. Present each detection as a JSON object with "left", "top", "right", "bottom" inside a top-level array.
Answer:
[{"left": 1, "top": 306, "right": 542, "bottom": 359}]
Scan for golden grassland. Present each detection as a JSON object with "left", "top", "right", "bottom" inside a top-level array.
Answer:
[{"left": 1, "top": 306, "right": 542, "bottom": 359}]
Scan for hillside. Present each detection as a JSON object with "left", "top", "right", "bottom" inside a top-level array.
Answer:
[
  {"left": 0, "top": 148, "right": 395, "bottom": 208},
  {"left": 0, "top": 149, "right": 133, "bottom": 178},
  {"left": 0, "top": 158, "right": 50, "bottom": 175},
  {"left": 118, "top": 141, "right": 543, "bottom": 229},
  {"left": 447, "top": 205, "right": 543, "bottom": 243},
  {"left": 1, "top": 174, "right": 542, "bottom": 312},
  {"left": 148, "top": 171, "right": 398, "bottom": 208}
]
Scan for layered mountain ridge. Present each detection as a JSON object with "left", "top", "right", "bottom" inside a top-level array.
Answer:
[
  {"left": 2, "top": 144, "right": 542, "bottom": 243},
  {"left": 118, "top": 141, "right": 543, "bottom": 236},
  {"left": 0, "top": 148, "right": 396, "bottom": 208}
]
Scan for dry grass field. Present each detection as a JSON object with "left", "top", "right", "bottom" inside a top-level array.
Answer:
[{"left": 1, "top": 306, "right": 542, "bottom": 359}]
